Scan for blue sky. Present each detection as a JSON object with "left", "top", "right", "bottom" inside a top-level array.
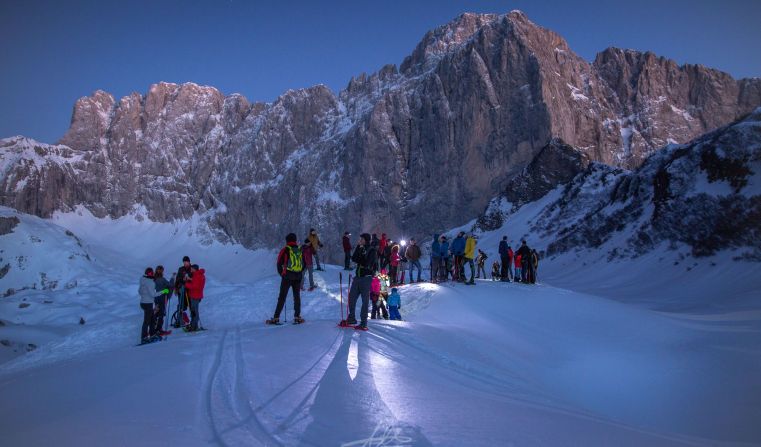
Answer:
[{"left": 1, "top": 0, "right": 759, "bottom": 143}]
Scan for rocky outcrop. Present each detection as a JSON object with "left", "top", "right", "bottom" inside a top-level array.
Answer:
[
  {"left": 1, "top": 11, "right": 760, "bottom": 258},
  {"left": 528, "top": 108, "right": 761, "bottom": 260}
]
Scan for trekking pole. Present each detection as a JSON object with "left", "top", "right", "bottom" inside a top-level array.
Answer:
[
  {"left": 347, "top": 274, "right": 352, "bottom": 317},
  {"left": 340, "top": 272, "right": 344, "bottom": 322},
  {"left": 163, "top": 294, "right": 169, "bottom": 332}
]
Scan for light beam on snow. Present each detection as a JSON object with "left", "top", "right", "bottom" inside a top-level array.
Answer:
[{"left": 347, "top": 333, "right": 359, "bottom": 381}]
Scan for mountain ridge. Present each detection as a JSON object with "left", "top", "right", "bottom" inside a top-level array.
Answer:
[{"left": 1, "top": 10, "right": 760, "bottom": 258}]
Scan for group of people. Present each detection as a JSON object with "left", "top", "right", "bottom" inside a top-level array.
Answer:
[
  {"left": 138, "top": 228, "right": 540, "bottom": 339},
  {"left": 137, "top": 256, "right": 206, "bottom": 344},
  {"left": 496, "top": 237, "right": 540, "bottom": 284}
]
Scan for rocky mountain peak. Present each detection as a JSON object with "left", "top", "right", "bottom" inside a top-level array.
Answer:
[{"left": 2, "top": 11, "right": 760, "bottom": 260}]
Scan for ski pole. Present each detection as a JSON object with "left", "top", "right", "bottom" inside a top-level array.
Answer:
[{"left": 347, "top": 274, "right": 352, "bottom": 318}]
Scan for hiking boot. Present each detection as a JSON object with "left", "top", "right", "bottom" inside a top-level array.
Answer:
[
  {"left": 265, "top": 318, "right": 280, "bottom": 325},
  {"left": 293, "top": 317, "right": 305, "bottom": 324},
  {"left": 346, "top": 317, "right": 357, "bottom": 325}
]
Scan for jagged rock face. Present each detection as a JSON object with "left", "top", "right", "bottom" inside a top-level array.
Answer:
[
  {"left": 1, "top": 11, "right": 760, "bottom": 257},
  {"left": 527, "top": 108, "right": 761, "bottom": 260}
]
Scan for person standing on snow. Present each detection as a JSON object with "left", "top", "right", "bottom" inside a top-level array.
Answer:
[
  {"left": 531, "top": 249, "right": 540, "bottom": 283},
  {"left": 498, "top": 237, "right": 510, "bottom": 282},
  {"left": 184, "top": 264, "right": 206, "bottom": 331},
  {"left": 514, "top": 253, "right": 523, "bottom": 283},
  {"left": 370, "top": 274, "right": 388, "bottom": 319},
  {"left": 404, "top": 238, "right": 423, "bottom": 283},
  {"left": 389, "top": 244, "right": 401, "bottom": 285},
  {"left": 139, "top": 267, "right": 168, "bottom": 344},
  {"left": 342, "top": 231, "right": 352, "bottom": 270},
  {"left": 430, "top": 234, "right": 441, "bottom": 283},
  {"left": 451, "top": 232, "right": 466, "bottom": 282},
  {"left": 378, "top": 233, "right": 388, "bottom": 270},
  {"left": 517, "top": 240, "right": 531, "bottom": 283},
  {"left": 308, "top": 228, "right": 324, "bottom": 271},
  {"left": 153, "top": 265, "right": 173, "bottom": 336},
  {"left": 387, "top": 287, "right": 402, "bottom": 321},
  {"left": 439, "top": 236, "right": 451, "bottom": 281},
  {"left": 345, "top": 233, "right": 378, "bottom": 330},
  {"left": 174, "top": 256, "right": 193, "bottom": 324},
  {"left": 464, "top": 234, "right": 478, "bottom": 285},
  {"left": 301, "top": 238, "right": 316, "bottom": 291},
  {"left": 267, "top": 233, "right": 305, "bottom": 325},
  {"left": 475, "top": 249, "right": 488, "bottom": 279}
]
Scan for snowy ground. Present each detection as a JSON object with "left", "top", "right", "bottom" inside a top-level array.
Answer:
[{"left": 1, "top": 209, "right": 760, "bottom": 446}]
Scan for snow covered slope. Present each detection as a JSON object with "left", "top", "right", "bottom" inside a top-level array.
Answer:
[{"left": 1, "top": 277, "right": 759, "bottom": 445}]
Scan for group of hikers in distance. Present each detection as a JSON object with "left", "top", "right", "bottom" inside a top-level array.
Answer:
[{"left": 136, "top": 228, "right": 540, "bottom": 341}]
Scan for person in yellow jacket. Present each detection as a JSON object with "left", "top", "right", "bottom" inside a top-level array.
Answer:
[
  {"left": 464, "top": 234, "right": 478, "bottom": 285},
  {"left": 308, "top": 228, "right": 324, "bottom": 270}
]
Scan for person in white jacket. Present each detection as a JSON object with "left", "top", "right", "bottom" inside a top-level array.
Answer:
[{"left": 139, "top": 267, "right": 168, "bottom": 344}]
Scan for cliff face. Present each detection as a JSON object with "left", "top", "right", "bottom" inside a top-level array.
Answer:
[{"left": 1, "top": 11, "right": 759, "bottom": 258}]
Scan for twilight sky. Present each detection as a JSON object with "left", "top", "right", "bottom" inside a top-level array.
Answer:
[{"left": 1, "top": 0, "right": 760, "bottom": 143}]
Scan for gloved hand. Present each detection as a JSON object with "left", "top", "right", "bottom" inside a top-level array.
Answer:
[{"left": 161, "top": 288, "right": 170, "bottom": 295}]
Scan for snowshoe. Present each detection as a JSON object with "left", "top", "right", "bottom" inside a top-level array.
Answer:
[
  {"left": 158, "top": 330, "right": 172, "bottom": 336},
  {"left": 338, "top": 318, "right": 356, "bottom": 328},
  {"left": 308, "top": 286, "right": 316, "bottom": 292},
  {"left": 354, "top": 324, "right": 369, "bottom": 331},
  {"left": 293, "top": 317, "right": 305, "bottom": 325},
  {"left": 265, "top": 318, "right": 283, "bottom": 326}
]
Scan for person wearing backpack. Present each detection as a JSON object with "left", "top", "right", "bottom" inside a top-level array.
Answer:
[{"left": 267, "top": 233, "right": 305, "bottom": 325}]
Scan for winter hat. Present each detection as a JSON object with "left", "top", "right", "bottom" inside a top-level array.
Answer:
[
  {"left": 304, "top": 239, "right": 310, "bottom": 244},
  {"left": 391, "top": 287, "right": 398, "bottom": 293},
  {"left": 144, "top": 267, "right": 154, "bottom": 277},
  {"left": 344, "top": 231, "right": 350, "bottom": 235},
  {"left": 360, "top": 233, "right": 371, "bottom": 243},
  {"left": 286, "top": 233, "right": 297, "bottom": 243},
  {"left": 183, "top": 256, "right": 191, "bottom": 262},
  {"left": 191, "top": 264, "right": 200, "bottom": 271}
]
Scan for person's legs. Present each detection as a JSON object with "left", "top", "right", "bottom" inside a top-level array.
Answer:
[
  {"left": 356, "top": 276, "right": 372, "bottom": 325},
  {"left": 189, "top": 299, "right": 200, "bottom": 330},
  {"left": 290, "top": 278, "right": 302, "bottom": 317},
  {"left": 344, "top": 251, "right": 351, "bottom": 269},
  {"left": 140, "top": 303, "right": 153, "bottom": 339},
  {"left": 467, "top": 259, "right": 475, "bottom": 282},
  {"left": 314, "top": 251, "right": 322, "bottom": 270},
  {"left": 347, "top": 276, "right": 360, "bottom": 323},
  {"left": 308, "top": 264, "right": 315, "bottom": 288},
  {"left": 153, "top": 296, "right": 166, "bottom": 334},
  {"left": 273, "top": 277, "right": 290, "bottom": 319},
  {"left": 500, "top": 256, "right": 508, "bottom": 281}
]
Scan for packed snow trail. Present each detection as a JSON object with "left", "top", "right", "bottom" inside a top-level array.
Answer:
[{"left": 3, "top": 270, "right": 760, "bottom": 446}]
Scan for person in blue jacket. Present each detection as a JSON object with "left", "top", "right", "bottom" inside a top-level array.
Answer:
[
  {"left": 431, "top": 234, "right": 441, "bottom": 283},
  {"left": 439, "top": 236, "right": 451, "bottom": 281},
  {"left": 387, "top": 287, "right": 402, "bottom": 320},
  {"left": 450, "top": 232, "right": 467, "bottom": 282}
]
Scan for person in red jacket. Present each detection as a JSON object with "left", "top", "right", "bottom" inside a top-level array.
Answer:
[
  {"left": 342, "top": 231, "right": 352, "bottom": 270},
  {"left": 267, "top": 233, "right": 305, "bottom": 325},
  {"left": 184, "top": 264, "right": 206, "bottom": 331},
  {"left": 378, "top": 233, "right": 388, "bottom": 270}
]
